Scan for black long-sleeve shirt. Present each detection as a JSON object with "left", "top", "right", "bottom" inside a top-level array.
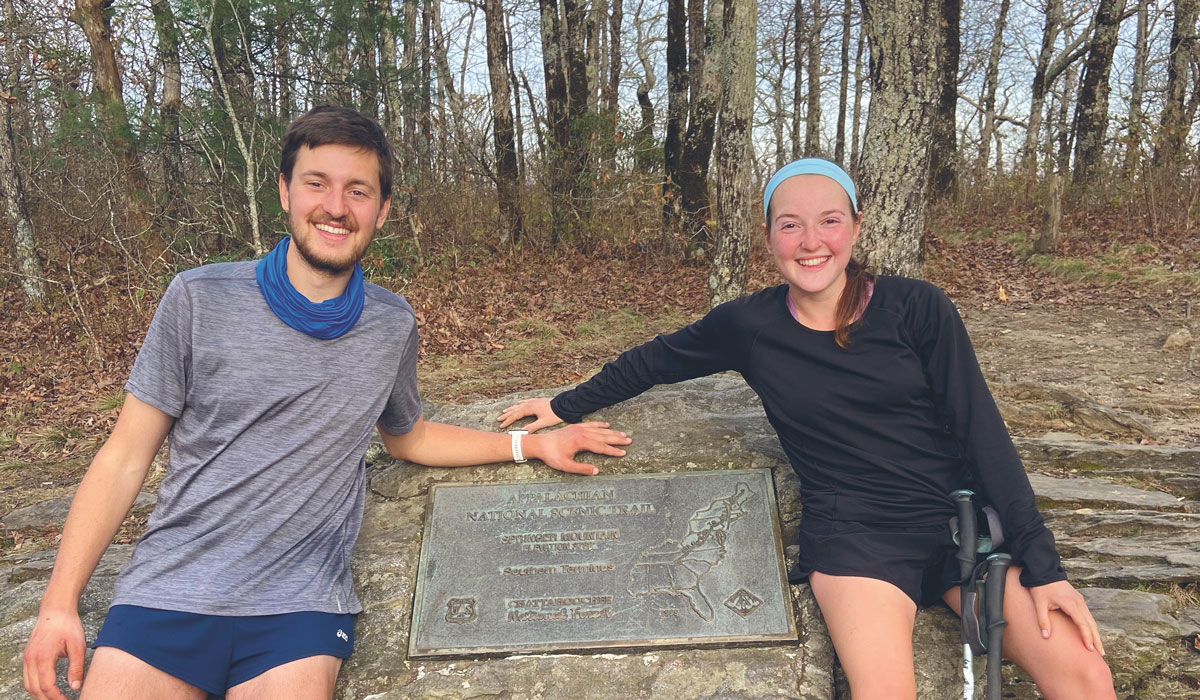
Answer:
[{"left": 551, "top": 277, "right": 1066, "bottom": 587}]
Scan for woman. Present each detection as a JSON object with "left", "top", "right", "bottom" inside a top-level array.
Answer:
[{"left": 500, "top": 159, "right": 1115, "bottom": 699}]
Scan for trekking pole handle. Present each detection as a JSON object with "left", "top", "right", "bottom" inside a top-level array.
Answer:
[
  {"left": 984, "top": 553, "right": 1013, "bottom": 700},
  {"left": 952, "top": 490, "right": 977, "bottom": 585}
]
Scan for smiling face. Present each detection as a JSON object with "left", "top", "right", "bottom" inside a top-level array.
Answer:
[
  {"left": 279, "top": 143, "right": 391, "bottom": 278},
  {"left": 765, "top": 173, "right": 862, "bottom": 305}
]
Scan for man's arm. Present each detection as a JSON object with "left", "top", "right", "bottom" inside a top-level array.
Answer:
[
  {"left": 23, "top": 395, "right": 173, "bottom": 700},
  {"left": 377, "top": 417, "right": 630, "bottom": 476}
]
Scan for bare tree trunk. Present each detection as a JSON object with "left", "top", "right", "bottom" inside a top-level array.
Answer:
[
  {"left": 1055, "top": 55, "right": 1077, "bottom": 172},
  {"left": 1123, "top": 0, "right": 1149, "bottom": 174},
  {"left": 679, "top": 0, "right": 722, "bottom": 249},
  {"left": 850, "top": 27, "right": 864, "bottom": 169},
  {"left": 427, "top": 0, "right": 447, "bottom": 174},
  {"left": 484, "top": 0, "right": 523, "bottom": 245},
  {"left": 328, "top": 0, "right": 353, "bottom": 105},
  {"left": 521, "top": 70, "right": 546, "bottom": 165},
  {"left": 506, "top": 12, "right": 526, "bottom": 183},
  {"left": 857, "top": 0, "right": 942, "bottom": 278},
  {"left": 275, "top": 0, "right": 292, "bottom": 118},
  {"left": 0, "top": 84, "right": 44, "bottom": 304},
  {"left": 772, "top": 25, "right": 789, "bottom": 169},
  {"left": 203, "top": 0, "right": 263, "bottom": 255},
  {"left": 1155, "top": 0, "right": 1198, "bottom": 172},
  {"left": 73, "top": 0, "right": 151, "bottom": 230},
  {"left": 358, "top": 11, "right": 380, "bottom": 120},
  {"left": 1034, "top": 173, "right": 1063, "bottom": 253},
  {"left": 380, "top": 0, "right": 403, "bottom": 145},
  {"left": 835, "top": 0, "right": 851, "bottom": 163},
  {"left": 709, "top": 0, "right": 757, "bottom": 306},
  {"left": 663, "top": 0, "right": 688, "bottom": 235},
  {"left": 587, "top": 0, "right": 604, "bottom": 109},
  {"left": 402, "top": 0, "right": 418, "bottom": 161},
  {"left": 927, "top": 0, "right": 958, "bottom": 200},
  {"left": 540, "top": 0, "right": 573, "bottom": 244},
  {"left": 976, "top": 0, "right": 1010, "bottom": 182},
  {"left": 151, "top": 0, "right": 183, "bottom": 219},
  {"left": 791, "top": 0, "right": 803, "bottom": 158},
  {"left": 1071, "top": 0, "right": 1128, "bottom": 186},
  {"left": 607, "top": 0, "right": 623, "bottom": 112},
  {"left": 804, "top": 0, "right": 822, "bottom": 155},
  {"left": 634, "top": 1, "right": 659, "bottom": 174},
  {"left": 1019, "top": 0, "right": 1062, "bottom": 175}
]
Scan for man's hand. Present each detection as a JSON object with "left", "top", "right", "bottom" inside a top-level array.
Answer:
[
  {"left": 498, "top": 398, "right": 564, "bottom": 432},
  {"left": 525, "top": 422, "right": 631, "bottom": 476},
  {"left": 1028, "top": 579, "right": 1106, "bottom": 656},
  {"left": 23, "top": 607, "right": 86, "bottom": 700}
]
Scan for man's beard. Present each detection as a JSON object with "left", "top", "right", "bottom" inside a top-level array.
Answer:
[{"left": 289, "top": 216, "right": 370, "bottom": 275}]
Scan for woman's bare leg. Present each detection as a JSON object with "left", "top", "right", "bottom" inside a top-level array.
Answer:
[{"left": 809, "top": 572, "right": 919, "bottom": 700}]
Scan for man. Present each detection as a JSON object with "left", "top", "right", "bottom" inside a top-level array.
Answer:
[{"left": 22, "top": 106, "right": 631, "bottom": 700}]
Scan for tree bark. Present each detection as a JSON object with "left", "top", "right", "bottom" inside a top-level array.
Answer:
[
  {"left": 679, "top": 0, "right": 722, "bottom": 250},
  {"left": 926, "top": 0, "right": 959, "bottom": 200},
  {"left": 0, "top": 82, "right": 44, "bottom": 304},
  {"left": 857, "top": 0, "right": 943, "bottom": 278},
  {"left": 402, "top": 0, "right": 419, "bottom": 161},
  {"left": 380, "top": 0, "right": 403, "bottom": 147},
  {"left": 1155, "top": 0, "right": 1198, "bottom": 171},
  {"left": 275, "top": 0, "right": 292, "bottom": 119},
  {"left": 791, "top": 0, "right": 803, "bottom": 158},
  {"left": 606, "top": 0, "right": 623, "bottom": 112},
  {"left": 850, "top": 27, "right": 864, "bottom": 168},
  {"left": 150, "top": 0, "right": 183, "bottom": 219},
  {"left": 1071, "top": 0, "right": 1128, "bottom": 186},
  {"left": 1034, "top": 173, "right": 1063, "bottom": 253},
  {"left": 540, "top": 0, "right": 575, "bottom": 244},
  {"left": 834, "top": 0, "right": 851, "bottom": 163},
  {"left": 662, "top": 0, "right": 688, "bottom": 234},
  {"left": 1122, "top": 0, "right": 1149, "bottom": 174},
  {"left": 203, "top": 0, "right": 263, "bottom": 255},
  {"left": 483, "top": 0, "right": 523, "bottom": 244},
  {"left": 976, "top": 0, "right": 1010, "bottom": 182},
  {"left": 709, "top": 0, "right": 757, "bottom": 306},
  {"left": 804, "top": 0, "right": 822, "bottom": 155},
  {"left": 1019, "top": 0, "right": 1062, "bottom": 175},
  {"left": 634, "top": 4, "right": 659, "bottom": 174},
  {"left": 73, "top": 0, "right": 151, "bottom": 230}
]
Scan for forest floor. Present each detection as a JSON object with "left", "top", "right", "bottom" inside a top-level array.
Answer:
[{"left": 1, "top": 206, "right": 1198, "bottom": 554}]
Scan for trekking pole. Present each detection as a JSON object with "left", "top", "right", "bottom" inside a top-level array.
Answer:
[
  {"left": 951, "top": 489, "right": 978, "bottom": 700},
  {"left": 983, "top": 553, "right": 1012, "bottom": 700}
]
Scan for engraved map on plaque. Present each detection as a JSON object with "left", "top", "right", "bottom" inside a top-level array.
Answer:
[{"left": 408, "top": 469, "right": 796, "bottom": 657}]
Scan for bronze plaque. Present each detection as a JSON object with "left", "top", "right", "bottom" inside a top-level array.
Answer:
[{"left": 408, "top": 469, "right": 796, "bottom": 657}]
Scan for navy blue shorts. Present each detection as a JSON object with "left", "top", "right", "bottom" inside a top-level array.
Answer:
[
  {"left": 93, "top": 605, "right": 355, "bottom": 696},
  {"left": 789, "top": 517, "right": 981, "bottom": 608}
]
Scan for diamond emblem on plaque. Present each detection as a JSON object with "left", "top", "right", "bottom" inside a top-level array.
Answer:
[
  {"left": 445, "top": 597, "right": 477, "bottom": 624},
  {"left": 723, "top": 588, "right": 763, "bottom": 618}
]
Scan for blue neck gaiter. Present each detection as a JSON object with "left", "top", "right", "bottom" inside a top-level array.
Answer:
[{"left": 255, "top": 236, "right": 365, "bottom": 340}]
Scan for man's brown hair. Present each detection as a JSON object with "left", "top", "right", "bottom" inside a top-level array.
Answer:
[{"left": 280, "top": 106, "right": 393, "bottom": 198}]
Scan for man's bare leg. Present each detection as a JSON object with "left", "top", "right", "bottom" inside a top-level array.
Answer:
[
  {"left": 225, "top": 655, "right": 342, "bottom": 700},
  {"left": 79, "top": 647, "right": 207, "bottom": 700}
]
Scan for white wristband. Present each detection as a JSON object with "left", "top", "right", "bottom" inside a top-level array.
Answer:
[{"left": 509, "top": 430, "right": 528, "bottom": 463}]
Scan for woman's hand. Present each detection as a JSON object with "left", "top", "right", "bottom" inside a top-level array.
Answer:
[
  {"left": 526, "top": 422, "right": 631, "bottom": 475},
  {"left": 1028, "top": 579, "right": 1105, "bottom": 655},
  {"left": 499, "top": 397, "right": 564, "bottom": 432}
]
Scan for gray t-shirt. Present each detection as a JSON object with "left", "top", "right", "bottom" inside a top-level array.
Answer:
[{"left": 112, "top": 261, "right": 421, "bottom": 615}]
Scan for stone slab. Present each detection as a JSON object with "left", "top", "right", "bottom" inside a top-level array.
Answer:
[{"left": 408, "top": 468, "right": 796, "bottom": 657}]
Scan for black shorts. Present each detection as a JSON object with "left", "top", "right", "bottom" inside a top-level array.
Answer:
[{"left": 788, "top": 516, "right": 976, "bottom": 608}]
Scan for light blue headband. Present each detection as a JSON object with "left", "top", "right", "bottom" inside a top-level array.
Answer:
[{"left": 762, "top": 158, "right": 858, "bottom": 218}]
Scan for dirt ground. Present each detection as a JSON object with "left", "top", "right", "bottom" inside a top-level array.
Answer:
[{"left": 961, "top": 298, "right": 1198, "bottom": 445}]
